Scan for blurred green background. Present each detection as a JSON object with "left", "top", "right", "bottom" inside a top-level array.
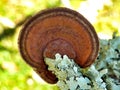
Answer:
[{"left": 0, "top": 0, "right": 120, "bottom": 90}]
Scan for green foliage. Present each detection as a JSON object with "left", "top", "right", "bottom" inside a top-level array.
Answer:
[
  {"left": 0, "top": 34, "right": 59, "bottom": 89},
  {"left": 94, "top": 0, "right": 120, "bottom": 36}
]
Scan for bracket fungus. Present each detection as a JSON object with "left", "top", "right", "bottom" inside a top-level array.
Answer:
[{"left": 18, "top": 7, "right": 99, "bottom": 84}]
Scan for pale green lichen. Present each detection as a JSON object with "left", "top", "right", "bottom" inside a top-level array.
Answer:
[
  {"left": 45, "top": 36, "right": 120, "bottom": 90},
  {"left": 45, "top": 54, "right": 91, "bottom": 90}
]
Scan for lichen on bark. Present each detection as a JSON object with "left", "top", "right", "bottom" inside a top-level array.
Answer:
[{"left": 45, "top": 35, "right": 120, "bottom": 90}]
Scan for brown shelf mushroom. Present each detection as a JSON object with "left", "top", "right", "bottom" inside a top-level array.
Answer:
[{"left": 18, "top": 7, "right": 99, "bottom": 84}]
